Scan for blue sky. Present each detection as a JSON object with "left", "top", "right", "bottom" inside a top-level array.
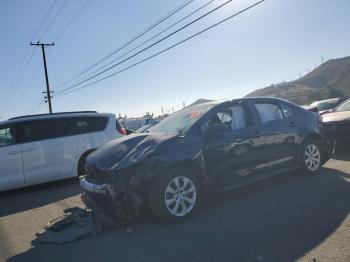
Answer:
[{"left": 0, "top": 0, "right": 349, "bottom": 119}]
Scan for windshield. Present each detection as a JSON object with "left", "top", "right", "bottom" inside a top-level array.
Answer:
[
  {"left": 335, "top": 99, "right": 350, "bottom": 112},
  {"left": 147, "top": 104, "right": 215, "bottom": 134},
  {"left": 317, "top": 100, "right": 338, "bottom": 111},
  {"left": 311, "top": 99, "right": 338, "bottom": 111}
]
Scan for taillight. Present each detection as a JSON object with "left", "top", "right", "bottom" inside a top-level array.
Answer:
[{"left": 118, "top": 127, "right": 126, "bottom": 135}]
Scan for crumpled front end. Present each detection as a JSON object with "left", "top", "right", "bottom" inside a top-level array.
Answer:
[{"left": 80, "top": 167, "right": 143, "bottom": 223}]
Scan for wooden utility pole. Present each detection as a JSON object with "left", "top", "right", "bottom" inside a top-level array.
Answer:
[{"left": 30, "top": 42, "right": 55, "bottom": 114}]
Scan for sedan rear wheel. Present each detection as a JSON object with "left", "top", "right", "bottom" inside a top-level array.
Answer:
[{"left": 301, "top": 139, "right": 322, "bottom": 175}]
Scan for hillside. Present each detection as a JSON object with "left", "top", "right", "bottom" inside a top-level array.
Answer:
[
  {"left": 188, "top": 99, "right": 212, "bottom": 107},
  {"left": 246, "top": 56, "right": 350, "bottom": 105}
]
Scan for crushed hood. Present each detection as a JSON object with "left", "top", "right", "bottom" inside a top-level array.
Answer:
[
  {"left": 322, "top": 111, "right": 350, "bottom": 123},
  {"left": 87, "top": 132, "right": 178, "bottom": 173}
]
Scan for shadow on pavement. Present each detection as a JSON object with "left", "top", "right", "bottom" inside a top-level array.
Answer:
[
  {"left": 0, "top": 178, "right": 82, "bottom": 217},
  {"left": 7, "top": 167, "right": 350, "bottom": 262},
  {"left": 332, "top": 150, "right": 350, "bottom": 161}
]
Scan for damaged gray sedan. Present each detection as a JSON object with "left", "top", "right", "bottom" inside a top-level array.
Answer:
[{"left": 80, "top": 98, "right": 332, "bottom": 223}]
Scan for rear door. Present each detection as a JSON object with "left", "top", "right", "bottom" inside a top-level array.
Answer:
[
  {"left": 0, "top": 124, "right": 24, "bottom": 191},
  {"left": 251, "top": 100, "right": 299, "bottom": 170},
  {"left": 18, "top": 118, "right": 78, "bottom": 186},
  {"left": 203, "top": 101, "right": 268, "bottom": 188}
]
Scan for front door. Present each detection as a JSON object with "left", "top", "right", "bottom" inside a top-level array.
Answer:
[
  {"left": 0, "top": 124, "right": 24, "bottom": 191},
  {"left": 203, "top": 101, "right": 268, "bottom": 188}
]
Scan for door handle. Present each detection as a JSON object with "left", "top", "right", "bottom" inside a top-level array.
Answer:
[
  {"left": 23, "top": 148, "right": 35, "bottom": 153},
  {"left": 7, "top": 151, "right": 20, "bottom": 155},
  {"left": 251, "top": 130, "right": 261, "bottom": 138},
  {"left": 289, "top": 121, "right": 297, "bottom": 128}
]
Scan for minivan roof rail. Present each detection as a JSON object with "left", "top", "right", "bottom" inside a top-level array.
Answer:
[{"left": 9, "top": 111, "right": 98, "bottom": 120}]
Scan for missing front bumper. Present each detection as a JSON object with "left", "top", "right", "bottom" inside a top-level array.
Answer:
[{"left": 79, "top": 177, "right": 143, "bottom": 223}]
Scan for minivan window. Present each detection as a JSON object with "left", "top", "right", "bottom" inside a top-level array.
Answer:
[
  {"left": 19, "top": 118, "right": 76, "bottom": 143},
  {"left": 74, "top": 117, "right": 108, "bottom": 134},
  {"left": 0, "top": 125, "right": 15, "bottom": 146},
  {"left": 254, "top": 103, "right": 284, "bottom": 123}
]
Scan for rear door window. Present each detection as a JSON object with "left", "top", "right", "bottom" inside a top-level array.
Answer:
[
  {"left": 254, "top": 103, "right": 284, "bottom": 123},
  {"left": 19, "top": 118, "right": 76, "bottom": 143},
  {"left": 280, "top": 103, "right": 294, "bottom": 118}
]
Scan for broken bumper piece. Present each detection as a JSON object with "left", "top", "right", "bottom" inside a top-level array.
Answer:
[
  {"left": 80, "top": 177, "right": 109, "bottom": 195},
  {"left": 80, "top": 176, "right": 143, "bottom": 224}
]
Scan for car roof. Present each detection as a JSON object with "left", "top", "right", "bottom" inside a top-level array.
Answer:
[
  {"left": 188, "top": 97, "right": 297, "bottom": 111},
  {"left": 1, "top": 111, "right": 115, "bottom": 126}
]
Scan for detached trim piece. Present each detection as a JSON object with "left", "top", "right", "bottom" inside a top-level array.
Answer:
[{"left": 80, "top": 178, "right": 108, "bottom": 194}]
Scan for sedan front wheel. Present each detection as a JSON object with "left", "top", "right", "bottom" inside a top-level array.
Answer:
[{"left": 149, "top": 169, "right": 201, "bottom": 223}]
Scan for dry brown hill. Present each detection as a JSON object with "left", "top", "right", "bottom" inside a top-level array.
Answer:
[{"left": 246, "top": 56, "right": 350, "bottom": 105}]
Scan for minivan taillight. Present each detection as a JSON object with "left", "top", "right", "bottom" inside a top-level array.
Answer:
[{"left": 118, "top": 127, "right": 126, "bottom": 135}]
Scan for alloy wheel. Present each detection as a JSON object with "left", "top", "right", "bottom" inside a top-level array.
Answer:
[
  {"left": 164, "top": 176, "right": 197, "bottom": 217},
  {"left": 304, "top": 144, "right": 321, "bottom": 172}
]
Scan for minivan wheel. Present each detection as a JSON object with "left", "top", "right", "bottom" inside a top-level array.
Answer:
[
  {"left": 149, "top": 169, "right": 201, "bottom": 223},
  {"left": 301, "top": 139, "right": 322, "bottom": 175}
]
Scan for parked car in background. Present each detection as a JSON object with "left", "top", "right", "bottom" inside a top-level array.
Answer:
[
  {"left": 322, "top": 98, "right": 350, "bottom": 150},
  {"left": 120, "top": 117, "right": 158, "bottom": 131},
  {"left": 0, "top": 111, "right": 125, "bottom": 192},
  {"left": 308, "top": 97, "right": 348, "bottom": 115},
  {"left": 80, "top": 98, "right": 332, "bottom": 223}
]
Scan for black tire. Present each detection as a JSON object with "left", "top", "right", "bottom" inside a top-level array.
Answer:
[
  {"left": 149, "top": 168, "right": 201, "bottom": 223},
  {"left": 300, "top": 139, "right": 323, "bottom": 175}
]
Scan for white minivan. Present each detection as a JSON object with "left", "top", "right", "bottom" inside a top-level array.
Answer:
[{"left": 0, "top": 111, "right": 125, "bottom": 192}]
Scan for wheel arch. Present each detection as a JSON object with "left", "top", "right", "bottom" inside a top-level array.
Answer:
[
  {"left": 143, "top": 159, "right": 211, "bottom": 199},
  {"left": 77, "top": 148, "right": 97, "bottom": 176}
]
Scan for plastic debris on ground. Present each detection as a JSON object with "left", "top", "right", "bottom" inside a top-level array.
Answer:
[{"left": 34, "top": 194, "right": 125, "bottom": 245}]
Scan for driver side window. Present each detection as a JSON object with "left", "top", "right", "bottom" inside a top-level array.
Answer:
[{"left": 208, "top": 105, "right": 248, "bottom": 132}]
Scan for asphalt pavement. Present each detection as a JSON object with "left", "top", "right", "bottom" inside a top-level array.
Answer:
[{"left": 1, "top": 153, "right": 350, "bottom": 262}]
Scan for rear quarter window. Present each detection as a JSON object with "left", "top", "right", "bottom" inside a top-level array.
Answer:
[{"left": 74, "top": 117, "right": 108, "bottom": 134}]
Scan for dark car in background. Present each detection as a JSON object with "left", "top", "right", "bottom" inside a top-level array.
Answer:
[
  {"left": 80, "top": 98, "right": 332, "bottom": 223},
  {"left": 322, "top": 98, "right": 350, "bottom": 150},
  {"left": 308, "top": 97, "right": 348, "bottom": 115}
]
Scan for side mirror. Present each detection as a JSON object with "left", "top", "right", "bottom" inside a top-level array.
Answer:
[
  {"left": 209, "top": 124, "right": 229, "bottom": 135},
  {"left": 307, "top": 106, "right": 319, "bottom": 113}
]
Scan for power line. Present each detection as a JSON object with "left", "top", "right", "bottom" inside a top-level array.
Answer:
[
  {"left": 2, "top": 48, "right": 38, "bottom": 116},
  {"left": 29, "top": 99, "right": 46, "bottom": 115},
  {"left": 53, "top": 0, "right": 91, "bottom": 42},
  {"left": 22, "top": 97, "right": 44, "bottom": 116},
  {"left": 54, "top": 0, "right": 195, "bottom": 90},
  {"left": 56, "top": 0, "right": 266, "bottom": 98},
  {"left": 70, "top": 0, "right": 217, "bottom": 87},
  {"left": 55, "top": 0, "right": 234, "bottom": 96},
  {"left": 2, "top": 0, "right": 58, "bottom": 115},
  {"left": 38, "top": 0, "right": 69, "bottom": 41},
  {"left": 31, "top": 0, "right": 59, "bottom": 41}
]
